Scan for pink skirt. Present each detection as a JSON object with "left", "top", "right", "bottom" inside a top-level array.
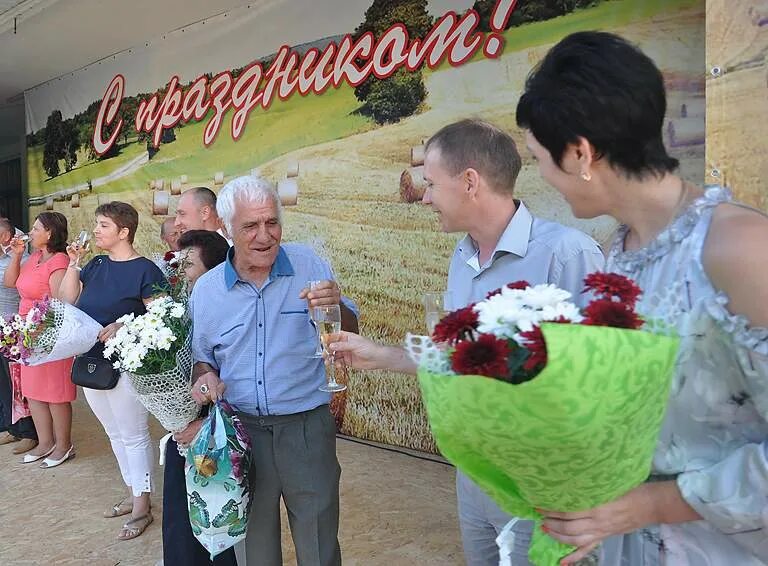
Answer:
[{"left": 21, "top": 357, "right": 76, "bottom": 403}]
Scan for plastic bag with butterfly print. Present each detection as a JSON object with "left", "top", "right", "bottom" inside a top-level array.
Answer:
[{"left": 185, "top": 399, "right": 252, "bottom": 559}]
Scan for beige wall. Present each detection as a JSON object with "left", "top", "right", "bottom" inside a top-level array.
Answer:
[{"left": 706, "top": 0, "right": 768, "bottom": 210}]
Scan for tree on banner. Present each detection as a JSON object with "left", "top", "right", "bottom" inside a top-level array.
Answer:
[{"left": 353, "top": 0, "right": 433, "bottom": 124}]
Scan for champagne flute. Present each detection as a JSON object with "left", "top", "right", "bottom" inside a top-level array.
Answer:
[
  {"left": 315, "top": 304, "right": 346, "bottom": 393},
  {"left": 423, "top": 291, "right": 452, "bottom": 335},
  {"left": 306, "top": 280, "right": 324, "bottom": 358}
]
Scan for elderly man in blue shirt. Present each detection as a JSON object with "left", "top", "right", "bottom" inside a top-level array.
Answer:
[
  {"left": 190, "top": 175, "right": 358, "bottom": 566},
  {"left": 330, "top": 119, "right": 605, "bottom": 566}
]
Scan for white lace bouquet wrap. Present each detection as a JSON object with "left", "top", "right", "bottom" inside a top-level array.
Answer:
[
  {"left": 104, "top": 297, "right": 199, "bottom": 433},
  {"left": 26, "top": 298, "right": 103, "bottom": 366},
  {"left": 129, "top": 332, "right": 200, "bottom": 433}
]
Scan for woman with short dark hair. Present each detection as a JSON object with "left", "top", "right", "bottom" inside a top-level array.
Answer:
[
  {"left": 3, "top": 212, "right": 74, "bottom": 468},
  {"left": 161, "top": 227, "right": 235, "bottom": 566},
  {"left": 517, "top": 31, "right": 768, "bottom": 565},
  {"left": 58, "top": 201, "right": 166, "bottom": 541}
]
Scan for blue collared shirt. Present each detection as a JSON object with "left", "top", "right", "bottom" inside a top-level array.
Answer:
[
  {"left": 190, "top": 243, "right": 358, "bottom": 416},
  {"left": 447, "top": 201, "right": 605, "bottom": 309}
]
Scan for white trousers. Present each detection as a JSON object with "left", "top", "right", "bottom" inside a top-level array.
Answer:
[{"left": 84, "top": 373, "right": 154, "bottom": 497}]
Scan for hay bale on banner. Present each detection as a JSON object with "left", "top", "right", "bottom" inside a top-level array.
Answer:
[
  {"left": 171, "top": 179, "right": 182, "bottom": 195},
  {"left": 156, "top": 179, "right": 165, "bottom": 191},
  {"left": 97, "top": 194, "right": 111, "bottom": 206},
  {"left": 148, "top": 179, "right": 157, "bottom": 190},
  {"left": 286, "top": 161, "right": 299, "bottom": 178},
  {"left": 180, "top": 174, "right": 188, "bottom": 184},
  {"left": 153, "top": 191, "right": 170, "bottom": 215},
  {"left": 250, "top": 167, "right": 262, "bottom": 178},
  {"left": 277, "top": 178, "right": 299, "bottom": 206},
  {"left": 680, "top": 98, "right": 705, "bottom": 119},
  {"left": 71, "top": 193, "right": 80, "bottom": 208},
  {"left": 666, "top": 118, "right": 704, "bottom": 148},
  {"left": 399, "top": 166, "right": 426, "bottom": 203},
  {"left": 45, "top": 197, "right": 54, "bottom": 211},
  {"left": 410, "top": 145, "right": 425, "bottom": 167},
  {"left": 214, "top": 172, "right": 225, "bottom": 185}
]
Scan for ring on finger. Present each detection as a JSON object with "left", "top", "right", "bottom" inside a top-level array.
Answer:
[{"left": 199, "top": 383, "right": 210, "bottom": 394}]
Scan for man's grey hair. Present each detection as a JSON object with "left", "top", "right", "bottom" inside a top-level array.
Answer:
[{"left": 216, "top": 175, "right": 282, "bottom": 235}]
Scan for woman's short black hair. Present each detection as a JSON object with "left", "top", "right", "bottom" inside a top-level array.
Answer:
[
  {"left": 36, "top": 212, "right": 68, "bottom": 253},
  {"left": 516, "top": 31, "right": 679, "bottom": 179},
  {"left": 177, "top": 230, "right": 230, "bottom": 270}
]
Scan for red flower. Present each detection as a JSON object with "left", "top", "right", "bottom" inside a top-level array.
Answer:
[
  {"left": 583, "top": 273, "right": 642, "bottom": 307},
  {"left": 518, "top": 326, "right": 547, "bottom": 372},
  {"left": 168, "top": 276, "right": 179, "bottom": 287},
  {"left": 451, "top": 334, "right": 510, "bottom": 379},
  {"left": 486, "top": 280, "right": 532, "bottom": 299},
  {"left": 582, "top": 299, "right": 643, "bottom": 329},
  {"left": 433, "top": 306, "right": 478, "bottom": 344},
  {"left": 163, "top": 251, "right": 176, "bottom": 262}
]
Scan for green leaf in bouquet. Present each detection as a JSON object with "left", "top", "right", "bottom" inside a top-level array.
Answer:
[{"left": 419, "top": 323, "right": 679, "bottom": 565}]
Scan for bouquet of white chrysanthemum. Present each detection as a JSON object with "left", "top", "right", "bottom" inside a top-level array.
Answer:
[{"left": 104, "top": 296, "right": 199, "bottom": 433}]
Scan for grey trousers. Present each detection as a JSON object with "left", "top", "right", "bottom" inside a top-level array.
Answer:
[
  {"left": 457, "top": 471, "right": 535, "bottom": 566},
  {"left": 238, "top": 405, "right": 342, "bottom": 566}
]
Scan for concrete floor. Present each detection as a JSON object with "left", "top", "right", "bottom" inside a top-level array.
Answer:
[{"left": 0, "top": 394, "right": 464, "bottom": 566}]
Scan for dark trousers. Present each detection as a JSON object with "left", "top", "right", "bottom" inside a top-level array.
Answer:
[
  {"left": 163, "top": 438, "right": 237, "bottom": 566},
  {"left": 0, "top": 355, "right": 36, "bottom": 440},
  {"left": 239, "top": 404, "right": 342, "bottom": 566}
]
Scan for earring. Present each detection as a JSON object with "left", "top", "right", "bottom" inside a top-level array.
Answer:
[{"left": 580, "top": 171, "right": 592, "bottom": 182}]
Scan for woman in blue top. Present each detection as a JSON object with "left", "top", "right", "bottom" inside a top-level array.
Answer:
[{"left": 59, "top": 201, "right": 166, "bottom": 542}]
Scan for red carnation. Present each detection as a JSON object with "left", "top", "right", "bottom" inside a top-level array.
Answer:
[
  {"left": 163, "top": 251, "right": 176, "bottom": 262},
  {"left": 486, "top": 280, "right": 532, "bottom": 299},
  {"left": 451, "top": 334, "right": 510, "bottom": 379},
  {"left": 168, "top": 275, "right": 179, "bottom": 287},
  {"left": 582, "top": 299, "right": 643, "bottom": 329},
  {"left": 433, "top": 305, "right": 479, "bottom": 344},
  {"left": 583, "top": 272, "right": 642, "bottom": 307}
]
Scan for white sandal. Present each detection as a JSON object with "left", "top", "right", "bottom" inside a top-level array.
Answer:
[
  {"left": 39, "top": 445, "right": 75, "bottom": 469},
  {"left": 21, "top": 445, "right": 54, "bottom": 464}
]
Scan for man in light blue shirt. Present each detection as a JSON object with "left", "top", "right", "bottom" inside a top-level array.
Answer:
[
  {"left": 190, "top": 176, "right": 358, "bottom": 566},
  {"left": 330, "top": 119, "right": 604, "bottom": 565}
]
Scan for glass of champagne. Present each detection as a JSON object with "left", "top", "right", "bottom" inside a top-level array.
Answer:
[
  {"left": 315, "top": 304, "right": 346, "bottom": 393},
  {"left": 76, "top": 230, "right": 91, "bottom": 251},
  {"left": 423, "top": 291, "right": 452, "bottom": 335},
  {"left": 306, "top": 280, "right": 324, "bottom": 358}
]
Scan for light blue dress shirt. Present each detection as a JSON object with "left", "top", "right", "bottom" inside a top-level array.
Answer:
[
  {"left": 447, "top": 201, "right": 605, "bottom": 308},
  {"left": 190, "top": 243, "right": 357, "bottom": 416}
]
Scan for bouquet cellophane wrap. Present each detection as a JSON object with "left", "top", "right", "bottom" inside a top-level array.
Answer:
[
  {"left": 26, "top": 300, "right": 103, "bottom": 366},
  {"left": 185, "top": 400, "right": 252, "bottom": 559},
  {"left": 418, "top": 323, "right": 679, "bottom": 565}
]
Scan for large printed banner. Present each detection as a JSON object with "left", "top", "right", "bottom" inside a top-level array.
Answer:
[{"left": 25, "top": 0, "right": 705, "bottom": 452}]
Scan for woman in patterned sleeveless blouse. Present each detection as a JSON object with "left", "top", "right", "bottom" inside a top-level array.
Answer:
[{"left": 516, "top": 32, "right": 768, "bottom": 565}]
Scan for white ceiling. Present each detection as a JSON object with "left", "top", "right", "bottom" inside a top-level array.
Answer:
[{"left": 0, "top": 0, "right": 252, "bottom": 106}]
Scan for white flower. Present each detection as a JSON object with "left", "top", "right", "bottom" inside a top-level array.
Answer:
[{"left": 475, "top": 283, "right": 581, "bottom": 338}]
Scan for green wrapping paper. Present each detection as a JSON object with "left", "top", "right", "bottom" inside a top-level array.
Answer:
[{"left": 418, "top": 323, "right": 679, "bottom": 565}]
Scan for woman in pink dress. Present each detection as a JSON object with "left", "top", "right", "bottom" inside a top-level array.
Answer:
[{"left": 3, "top": 212, "right": 75, "bottom": 468}]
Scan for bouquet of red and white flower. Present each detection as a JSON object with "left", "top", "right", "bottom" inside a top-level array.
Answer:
[{"left": 410, "top": 273, "right": 679, "bottom": 566}]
